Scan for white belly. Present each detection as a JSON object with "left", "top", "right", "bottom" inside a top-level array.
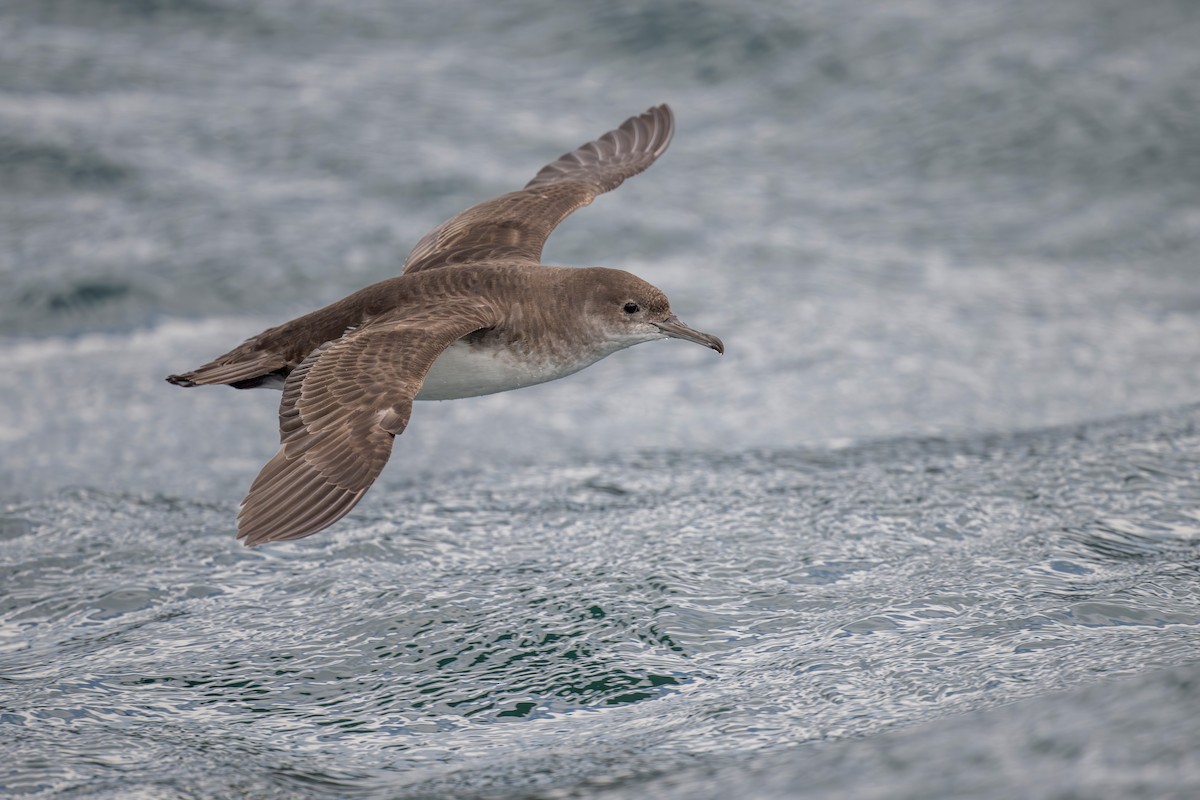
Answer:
[{"left": 415, "top": 339, "right": 598, "bottom": 401}]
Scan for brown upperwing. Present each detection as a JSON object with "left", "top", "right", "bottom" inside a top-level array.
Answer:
[{"left": 400, "top": 104, "right": 675, "bottom": 274}]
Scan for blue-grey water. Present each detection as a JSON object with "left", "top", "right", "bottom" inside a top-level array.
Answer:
[{"left": 3, "top": 1, "right": 1200, "bottom": 798}]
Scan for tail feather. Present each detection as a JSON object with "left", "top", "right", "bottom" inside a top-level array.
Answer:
[{"left": 166, "top": 354, "right": 289, "bottom": 389}]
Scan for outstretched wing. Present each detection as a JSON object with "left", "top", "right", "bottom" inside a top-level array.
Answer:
[
  {"left": 236, "top": 305, "right": 497, "bottom": 545},
  {"left": 401, "top": 104, "right": 674, "bottom": 274}
]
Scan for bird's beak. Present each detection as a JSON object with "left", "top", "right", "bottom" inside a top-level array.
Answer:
[{"left": 654, "top": 315, "right": 724, "bottom": 354}]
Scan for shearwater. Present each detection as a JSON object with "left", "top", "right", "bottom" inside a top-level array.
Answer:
[{"left": 168, "top": 104, "right": 724, "bottom": 545}]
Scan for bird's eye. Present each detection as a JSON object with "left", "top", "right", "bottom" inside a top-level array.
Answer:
[{"left": 623, "top": 302, "right": 640, "bottom": 314}]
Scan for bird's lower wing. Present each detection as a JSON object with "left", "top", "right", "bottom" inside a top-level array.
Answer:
[{"left": 236, "top": 306, "right": 496, "bottom": 545}]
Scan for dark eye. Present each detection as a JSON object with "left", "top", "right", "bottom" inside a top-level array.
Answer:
[{"left": 623, "top": 302, "right": 640, "bottom": 314}]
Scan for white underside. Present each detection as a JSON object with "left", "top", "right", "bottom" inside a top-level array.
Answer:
[
  {"left": 414, "top": 339, "right": 603, "bottom": 401},
  {"left": 259, "top": 332, "right": 658, "bottom": 398}
]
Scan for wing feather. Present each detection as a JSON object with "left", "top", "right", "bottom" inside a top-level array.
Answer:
[
  {"left": 236, "top": 305, "right": 497, "bottom": 545},
  {"left": 401, "top": 104, "right": 674, "bottom": 274}
]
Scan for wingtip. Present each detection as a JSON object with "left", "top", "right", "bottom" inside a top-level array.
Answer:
[
  {"left": 235, "top": 457, "right": 371, "bottom": 546},
  {"left": 635, "top": 103, "right": 675, "bottom": 157}
]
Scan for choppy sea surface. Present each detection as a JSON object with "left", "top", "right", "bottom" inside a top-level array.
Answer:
[{"left": 3, "top": 1, "right": 1200, "bottom": 797}]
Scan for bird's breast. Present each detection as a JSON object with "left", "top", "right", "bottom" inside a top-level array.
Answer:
[{"left": 415, "top": 336, "right": 601, "bottom": 401}]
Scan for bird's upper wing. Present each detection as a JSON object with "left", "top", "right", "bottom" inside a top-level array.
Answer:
[
  {"left": 236, "top": 303, "right": 498, "bottom": 545},
  {"left": 401, "top": 104, "right": 674, "bottom": 274}
]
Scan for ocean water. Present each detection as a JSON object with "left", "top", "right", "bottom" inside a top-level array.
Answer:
[{"left": 3, "top": 1, "right": 1200, "bottom": 797}]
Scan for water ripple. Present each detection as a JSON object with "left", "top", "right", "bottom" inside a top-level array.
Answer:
[{"left": 3, "top": 406, "right": 1199, "bottom": 796}]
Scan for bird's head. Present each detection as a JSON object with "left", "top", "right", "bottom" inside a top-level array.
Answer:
[{"left": 572, "top": 268, "right": 725, "bottom": 355}]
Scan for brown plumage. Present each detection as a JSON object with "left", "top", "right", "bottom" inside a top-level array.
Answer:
[{"left": 167, "top": 104, "right": 723, "bottom": 545}]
